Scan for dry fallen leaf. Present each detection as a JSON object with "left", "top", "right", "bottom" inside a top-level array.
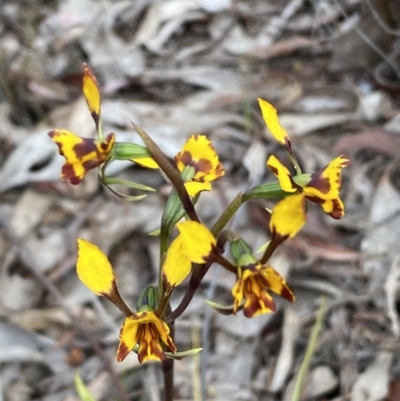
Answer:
[
  {"left": 0, "top": 131, "right": 63, "bottom": 192},
  {"left": 135, "top": 0, "right": 200, "bottom": 47},
  {"left": 335, "top": 129, "right": 400, "bottom": 157},
  {"left": 269, "top": 306, "right": 299, "bottom": 392},
  {"left": 9, "top": 190, "right": 53, "bottom": 238},
  {"left": 0, "top": 251, "right": 41, "bottom": 311},
  {"left": 277, "top": 112, "right": 354, "bottom": 137},
  {"left": 242, "top": 139, "right": 267, "bottom": 183},
  {"left": 194, "top": 0, "right": 231, "bottom": 12},
  {"left": 284, "top": 365, "right": 339, "bottom": 401},
  {"left": 354, "top": 91, "right": 394, "bottom": 122},
  {"left": 351, "top": 352, "right": 393, "bottom": 401}
]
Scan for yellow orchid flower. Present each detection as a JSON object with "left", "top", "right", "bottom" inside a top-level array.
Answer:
[
  {"left": 268, "top": 154, "right": 349, "bottom": 222},
  {"left": 76, "top": 239, "right": 176, "bottom": 363},
  {"left": 117, "top": 311, "right": 176, "bottom": 363},
  {"left": 174, "top": 135, "right": 224, "bottom": 197},
  {"left": 302, "top": 155, "right": 350, "bottom": 218},
  {"left": 232, "top": 263, "right": 294, "bottom": 318},
  {"left": 49, "top": 130, "right": 115, "bottom": 185},
  {"left": 257, "top": 98, "right": 349, "bottom": 238},
  {"left": 49, "top": 64, "right": 157, "bottom": 184}
]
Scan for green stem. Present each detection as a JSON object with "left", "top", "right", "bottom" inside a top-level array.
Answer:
[
  {"left": 242, "top": 182, "right": 286, "bottom": 202},
  {"left": 211, "top": 192, "right": 243, "bottom": 237},
  {"left": 112, "top": 142, "right": 152, "bottom": 159},
  {"left": 104, "top": 177, "right": 155, "bottom": 192},
  {"left": 289, "top": 152, "right": 302, "bottom": 176},
  {"left": 290, "top": 296, "right": 326, "bottom": 401},
  {"left": 210, "top": 182, "right": 285, "bottom": 238},
  {"left": 160, "top": 189, "right": 184, "bottom": 256}
]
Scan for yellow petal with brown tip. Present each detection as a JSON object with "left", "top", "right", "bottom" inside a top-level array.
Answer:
[{"left": 83, "top": 63, "right": 101, "bottom": 129}]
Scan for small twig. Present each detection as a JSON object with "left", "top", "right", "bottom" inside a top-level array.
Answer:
[
  {"left": 48, "top": 196, "right": 103, "bottom": 282},
  {"left": 65, "top": 195, "right": 103, "bottom": 253},
  {"left": 365, "top": 0, "right": 400, "bottom": 36},
  {"left": 333, "top": 0, "right": 400, "bottom": 78},
  {"left": 257, "top": 0, "right": 305, "bottom": 47},
  {"left": 298, "top": 288, "right": 382, "bottom": 327}
]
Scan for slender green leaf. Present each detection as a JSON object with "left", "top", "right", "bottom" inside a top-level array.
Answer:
[{"left": 74, "top": 371, "right": 97, "bottom": 401}]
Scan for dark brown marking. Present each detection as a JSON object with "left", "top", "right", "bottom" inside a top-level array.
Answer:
[
  {"left": 307, "top": 172, "right": 330, "bottom": 194},
  {"left": 329, "top": 198, "right": 344, "bottom": 219},
  {"left": 261, "top": 293, "right": 276, "bottom": 312},
  {"left": 269, "top": 165, "right": 279, "bottom": 175},
  {"left": 179, "top": 151, "right": 213, "bottom": 175},
  {"left": 61, "top": 164, "right": 81, "bottom": 184},
  {"left": 73, "top": 138, "right": 97, "bottom": 159},
  {"left": 82, "top": 159, "right": 102, "bottom": 172},
  {"left": 116, "top": 341, "right": 129, "bottom": 362},
  {"left": 280, "top": 285, "right": 295, "bottom": 302},
  {"left": 91, "top": 112, "right": 100, "bottom": 130}
]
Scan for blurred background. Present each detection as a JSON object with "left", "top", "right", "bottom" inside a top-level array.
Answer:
[{"left": 0, "top": 0, "right": 400, "bottom": 400}]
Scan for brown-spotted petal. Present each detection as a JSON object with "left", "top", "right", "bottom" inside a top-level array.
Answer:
[
  {"left": 117, "top": 311, "right": 176, "bottom": 363},
  {"left": 261, "top": 266, "right": 295, "bottom": 302},
  {"left": 233, "top": 267, "right": 276, "bottom": 318},
  {"left": 243, "top": 274, "right": 276, "bottom": 318},
  {"left": 304, "top": 155, "right": 349, "bottom": 201},
  {"left": 267, "top": 155, "right": 298, "bottom": 193},
  {"left": 48, "top": 130, "right": 115, "bottom": 184},
  {"left": 175, "top": 135, "right": 224, "bottom": 184},
  {"left": 318, "top": 196, "right": 345, "bottom": 219}
]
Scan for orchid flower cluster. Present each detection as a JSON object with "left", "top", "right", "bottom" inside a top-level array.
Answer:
[{"left": 48, "top": 65, "right": 349, "bottom": 365}]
